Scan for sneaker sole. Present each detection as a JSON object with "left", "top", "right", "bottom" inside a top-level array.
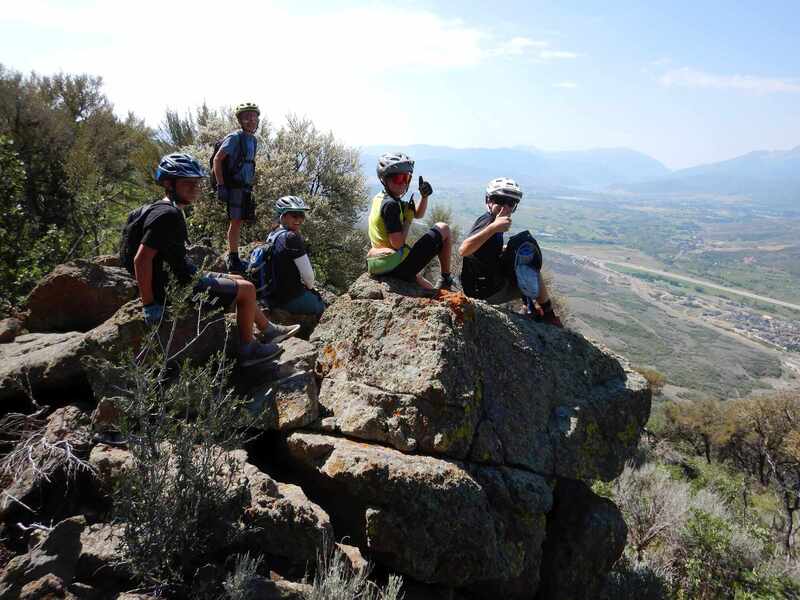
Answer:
[
  {"left": 261, "top": 324, "right": 302, "bottom": 344},
  {"left": 239, "top": 346, "right": 284, "bottom": 367}
]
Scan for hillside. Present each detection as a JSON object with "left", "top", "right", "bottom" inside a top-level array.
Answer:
[{"left": 614, "top": 146, "right": 800, "bottom": 208}]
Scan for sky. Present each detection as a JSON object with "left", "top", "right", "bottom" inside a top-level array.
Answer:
[{"left": 1, "top": 0, "right": 799, "bottom": 170}]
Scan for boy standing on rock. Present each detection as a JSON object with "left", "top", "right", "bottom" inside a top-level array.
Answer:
[
  {"left": 366, "top": 152, "right": 454, "bottom": 290},
  {"left": 133, "top": 153, "right": 298, "bottom": 366},
  {"left": 213, "top": 102, "right": 260, "bottom": 274},
  {"left": 459, "top": 177, "right": 562, "bottom": 327}
]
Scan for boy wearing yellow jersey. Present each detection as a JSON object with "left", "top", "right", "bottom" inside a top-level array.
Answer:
[{"left": 366, "top": 152, "right": 453, "bottom": 290}]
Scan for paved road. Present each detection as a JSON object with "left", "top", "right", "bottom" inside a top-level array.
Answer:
[{"left": 599, "top": 260, "right": 800, "bottom": 312}]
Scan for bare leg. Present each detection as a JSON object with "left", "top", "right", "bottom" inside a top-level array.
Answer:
[
  {"left": 234, "top": 280, "right": 258, "bottom": 344},
  {"left": 416, "top": 274, "right": 434, "bottom": 289},
  {"left": 227, "top": 219, "right": 243, "bottom": 254},
  {"left": 536, "top": 272, "right": 551, "bottom": 306}
]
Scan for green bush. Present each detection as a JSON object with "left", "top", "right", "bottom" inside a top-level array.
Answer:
[{"left": 110, "top": 299, "right": 255, "bottom": 598}]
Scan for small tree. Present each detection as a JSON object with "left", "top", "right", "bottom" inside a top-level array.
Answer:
[{"left": 662, "top": 398, "right": 722, "bottom": 463}]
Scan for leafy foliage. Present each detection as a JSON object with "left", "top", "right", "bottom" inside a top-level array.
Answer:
[{"left": 0, "top": 64, "right": 159, "bottom": 307}]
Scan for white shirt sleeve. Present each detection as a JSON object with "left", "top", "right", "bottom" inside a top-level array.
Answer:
[{"left": 293, "top": 254, "right": 315, "bottom": 289}]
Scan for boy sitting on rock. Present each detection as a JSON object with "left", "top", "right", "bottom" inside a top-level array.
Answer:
[
  {"left": 133, "top": 153, "right": 297, "bottom": 366},
  {"left": 459, "top": 177, "right": 562, "bottom": 327},
  {"left": 366, "top": 152, "right": 454, "bottom": 290}
]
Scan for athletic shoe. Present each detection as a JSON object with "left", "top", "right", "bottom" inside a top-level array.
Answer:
[
  {"left": 258, "top": 322, "right": 302, "bottom": 344},
  {"left": 436, "top": 274, "right": 455, "bottom": 290},
  {"left": 238, "top": 342, "right": 283, "bottom": 367}
]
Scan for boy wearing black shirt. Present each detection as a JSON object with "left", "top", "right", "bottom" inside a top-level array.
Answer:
[
  {"left": 459, "top": 177, "right": 562, "bottom": 327},
  {"left": 134, "top": 153, "right": 296, "bottom": 366}
]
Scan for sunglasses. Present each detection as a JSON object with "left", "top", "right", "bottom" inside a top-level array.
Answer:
[
  {"left": 285, "top": 211, "right": 306, "bottom": 219},
  {"left": 489, "top": 195, "right": 519, "bottom": 208},
  {"left": 388, "top": 172, "right": 412, "bottom": 185}
]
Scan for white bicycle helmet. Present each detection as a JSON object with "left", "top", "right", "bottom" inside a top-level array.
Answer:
[
  {"left": 376, "top": 152, "right": 415, "bottom": 181},
  {"left": 275, "top": 195, "right": 310, "bottom": 215},
  {"left": 486, "top": 177, "right": 523, "bottom": 202}
]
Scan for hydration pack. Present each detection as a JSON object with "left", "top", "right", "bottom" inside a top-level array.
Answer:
[{"left": 245, "top": 228, "right": 288, "bottom": 302}]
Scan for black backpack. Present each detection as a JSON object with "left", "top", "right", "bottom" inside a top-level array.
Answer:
[
  {"left": 209, "top": 132, "right": 253, "bottom": 190},
  {"left": 119, "top": 201, "right": 159, "bottom": 275}
]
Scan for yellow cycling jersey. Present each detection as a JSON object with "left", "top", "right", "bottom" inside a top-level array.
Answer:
[{"left": 367, "top": 191, "right": 414, "bottom": 249}]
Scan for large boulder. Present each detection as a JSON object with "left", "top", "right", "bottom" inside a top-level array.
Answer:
[
  {"left": 25, "top": 260, "right": 138, "bottom": 333},
  {"left": 536, "top": 479, "right": 628, "bottom": 600},
  {"left": 0, "top": 333, "right": 87, "bottom": 405},
  {"left": 312, "top": 274, "right": 650, "bottom": 482},
  {"left": 282, "top": 432, "right": 552, "bottom": 597},
  {"left": 238, "top": 338, "right": 319, "bottom": 431},
  {"left": 239, "top": 460, "right": 332, "bottom": 563}
]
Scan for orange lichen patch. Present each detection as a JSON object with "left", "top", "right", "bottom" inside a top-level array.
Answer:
[
  {"left": 434, "top": 290, "right": 474, "bottom": 325},
  {"left": 317, "top": 344, "right": 342, "bottom": 377}
]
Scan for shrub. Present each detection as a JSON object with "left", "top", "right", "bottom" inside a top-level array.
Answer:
[
  {"left": 309, "top": 539, "right": 404, "bottom": 600},
  {"left": 110, "top": 302, "right": 255, "bottom": 598}
]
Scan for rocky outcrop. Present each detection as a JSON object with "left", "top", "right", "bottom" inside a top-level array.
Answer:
[
  {"left": 284, "top": 432, "right": 552, "bottom": 596},
  {"left": 0, "top": 263, "right": 652, "bottom": 599},
  {"left": 25, "top": 260, "right": 138, "bottom": 333},
  {"left": 313, "top": 274, "right": 649, "bottom": 482}
]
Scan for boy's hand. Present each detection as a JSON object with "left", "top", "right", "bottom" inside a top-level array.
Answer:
[
  {"left": 493, "top": 215, "right": 512, "bottom": 232},
  {"left": 216, "top": 185, "right": 229, "bottom": 202},
  {"left": 418, "top": 176, "right": 433, "bottom": 198}
]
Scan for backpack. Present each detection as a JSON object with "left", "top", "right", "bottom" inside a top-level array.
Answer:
[
  {"left": 245, "top": 228, "right": 288, "bottom": 302},
  {"left": 119, "top": 201, "right": 159, "bottom": 275},
  {"left": 209, "top": 132, "right": 253, "bottom": 190},
  {"left": 501, "top": 230, "right": 543, "bottom": 289}
]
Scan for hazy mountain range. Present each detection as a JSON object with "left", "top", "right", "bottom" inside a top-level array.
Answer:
[{"left": 361, "top": 144, "right": 800, "bottom": 207}]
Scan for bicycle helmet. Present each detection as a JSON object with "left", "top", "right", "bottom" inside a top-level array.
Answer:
[
  {"left": 235, "top": 102, "right": 260, "bottom": 117},
  {"left": 275, "top": 195, "right": 310, "bottom": 215},
  {"left": 376, "top": 152, "right": 414, "bottom": 181},
  {"left": 154, "top": 153, "right": 207, "bottom": 184},
  {"left": 485, "top": 177, "right": 523, "bottom": 202}
]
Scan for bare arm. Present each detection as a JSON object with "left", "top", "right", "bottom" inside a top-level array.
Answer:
[
  {"left": 133, "top": 244, "right": 158, "bottom": 304},
  {"left": 213, "top": 149, "right": 226, "bottom": 186}
]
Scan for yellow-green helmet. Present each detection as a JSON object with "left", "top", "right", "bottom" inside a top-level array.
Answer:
[{"left": 235, "top": 102, "right": 260, "bottom": 117}]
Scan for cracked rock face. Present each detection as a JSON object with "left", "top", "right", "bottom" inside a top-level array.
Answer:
[
  {"left": 284, "top": 432, "right": 552, "bottom": 594},
  {"left": 311, "top": 274, "right": 651, "bottom": 482}
]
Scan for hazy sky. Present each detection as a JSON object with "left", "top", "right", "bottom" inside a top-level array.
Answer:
[{"left": 2, "top": 0, "right": 799, "bottom": 169}]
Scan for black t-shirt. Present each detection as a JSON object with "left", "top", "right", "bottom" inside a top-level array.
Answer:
[
  {"left": 380, "top": 195, "right": 404, "bottom": 234},
  {"left": 268, "top": 228, "right": 308, "bottom": 304},
  {"left": 460, "top": 212, "right": 505, "bottom": 299},
  {"left": 140, "top": 201, "right": 194, "bottom": 304}
]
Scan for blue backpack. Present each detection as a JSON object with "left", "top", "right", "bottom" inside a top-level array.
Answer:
[{"left": 245, "top": 228, "right": 288, "bottom": 302}]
